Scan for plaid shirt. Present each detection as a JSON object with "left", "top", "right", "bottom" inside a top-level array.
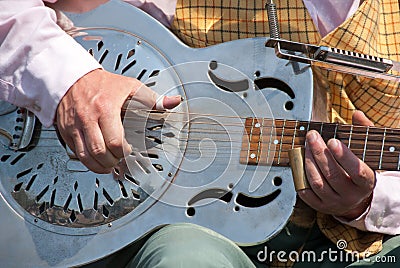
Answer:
[
  {"left": 171, "top": 0, "right": 400, "bottom": 126},
  {"left": 170, "top": 0, "right": 400, "bottom": 264}
]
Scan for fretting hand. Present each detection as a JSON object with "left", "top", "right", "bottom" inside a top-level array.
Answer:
[
  {"left": 56, "top": 69, "right": 181, "bottom": 174},
  {"left": 298, "top": 111, "right": 376, "bottom": 220}
]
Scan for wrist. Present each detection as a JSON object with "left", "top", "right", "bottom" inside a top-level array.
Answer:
[{"left": 337, "top": 193, "right": 373, "bottom": 221}]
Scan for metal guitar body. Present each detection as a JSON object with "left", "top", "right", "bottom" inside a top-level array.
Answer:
[{"left": 0, "top": 1, "right": 313, "bottom": 266}]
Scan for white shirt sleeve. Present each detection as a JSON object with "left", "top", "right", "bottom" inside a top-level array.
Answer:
[
  {"left": 364, "top": 171, "right": 400, "bottom": 235},
  {"left": 0, "top": 0, "right": 101, "bottom": 127},
  {"left": 303, "top": 0, "right": 361, "bottom": 37},
  {"left": 123, "top": 0, "right": 177, "bottom": 27},
  {"left": 335, "top": 171, "right": 400, "bottom": 235}
]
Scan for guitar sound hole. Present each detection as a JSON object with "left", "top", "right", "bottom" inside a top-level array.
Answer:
[
  {"left": 118, "top": 180, "right": 128, "bottom": 198},
  {"left": 102, "top": 205, "right": 109, "bottom": 218},
  {"left": 1, "top": 154, "right": 10, "bottom": 162},
  {"left": 13, "top": 182, "right": 23, "bottom": 192},
  {"left": 70, "top": 210, "right": 77, "bottom": 222},
  {"left": 236, "top": 190, "right": 281, "bottom": 208},
  {"left": 254, "top": 77, "right": 295, "bottom": 99},
  {"left": 98, "top": 49, "right": 109, "bottom": 64},
  {"left": 121, "top": 59, "right": 137, "bottom": 74},
  {"left": 186, "top": 207, "right": 195, "bottom": 217},
  {"left": 10, "top": 153, "right": 25, "bottom": 165},
  {"left": 285, "top": 101, "right": 294, "bottom": 111},
  {"left": 16, "top": 168, "right": 33, "bottom": 179},
  {"left": 273, "top": 177, "right": 283, "bottom": 186}
]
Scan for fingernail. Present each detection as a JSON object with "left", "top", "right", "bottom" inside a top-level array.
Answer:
[
  {"left": 297, "top": 189, "right": 307, "bottom": 197},
  {"left": 307, "top": 131, "right": 318, "bottom": 142},
  {"left": 165, "top": 95, "right": 180, "bottom": 99},
  {"left": 328, "top": 139, "right": 339, "bottom": 148},
  {"left": 163, "top": 95, "right": 181, "bottom": 109},
  {"left": 171, "top": 95, "right": 182, "bottom": 101},
  {"left": 123, "top": 143, "right": 133, "bottom": 156}
]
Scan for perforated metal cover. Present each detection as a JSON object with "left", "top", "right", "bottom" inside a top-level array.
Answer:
[{"left": 0, "top": 28, "right": 185, "bottom": 232}]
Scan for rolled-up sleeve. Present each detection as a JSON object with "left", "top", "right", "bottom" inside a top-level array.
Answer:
[{"left": 0, "top": 0, "right": 101, "bottom": 127}]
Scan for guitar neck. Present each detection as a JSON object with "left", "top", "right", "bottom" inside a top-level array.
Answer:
[{"left": 240, "top": 118, "right": 400, "bottom": 171}]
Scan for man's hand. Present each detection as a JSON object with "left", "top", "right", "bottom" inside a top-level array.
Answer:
[
  {"left": 298, "top": 111, "right": 376, "bottom": 220},
  {"left": 56, "top": 69, "right": 181, "bottom": 174}
]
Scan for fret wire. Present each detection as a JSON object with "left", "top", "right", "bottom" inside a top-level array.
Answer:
[
  {"left": 247, "top": 118, "right": 255, "bottom": 160},
  {"left": 276, "top": 128, "right": 400, "bottom": 142},
  {"left": 257, "top": 118, "right": 264, "bottom": 162},
  {"left": 334, "top": 123, "right": 338, "bottom": 139},
  {"left": 397, "top": 152, "right": 400, "bottom": 171},
  {"left": 277, "top": 119, "right": 286, "bottom": 164},
  {"left": 379, "top": 128, "right": 386, "bottom": 169},
  {"left": 249, "top": 117, "right": 257, "bottom": 161},
  {"left": 362, "top": 126, "right": 369, "bottom": 162},
  {"left": 348, "top": 125, "right": 353, "bottom": 148},
  {"left": 264, "top": 119, "right": 274, "bottom": 164},
  {"left": 291, "top": 120, "right": 298, "bottom": 149},
  {"left": 319, "top": 122, "right": 324, "bottom": 135}
]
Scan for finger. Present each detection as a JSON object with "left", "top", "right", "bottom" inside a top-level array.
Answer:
[
  {"left": 306, "top": 131, "right": 353, "bottom": 196},
  {"left": 72, "top": 128, "right": 112, "bottom": 173},
  {"left": 297, "top": 188, "right": 324, "bottom": 211},
  {"left": 160, "top": 95, "right": 182, "bottom": 109},
  {"left": 57, "top": 126, "right": 76, "bottom": 155},
  {"left": 129, "top": 83, "right": 181, "bottom": 110},
  {"left": 327, "top": 138, "right": 375, "bottom": 190},
  {"left": 304, "top": 137, "right": 336, "bottom": 200},
  {"left": 81, "top": 120, "right": 120, "bottom": 170},
  {"left": 56, "top": 111, "right": 76, "bottom": 154},
  {"left": 99, "top": 112, "right": 132, "bottom": 160},
  {"left": 352, "top": 110, "right": 374, "bottom": 126}
]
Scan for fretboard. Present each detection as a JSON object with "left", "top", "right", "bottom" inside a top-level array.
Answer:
[{"left": 240, "top": 118, "right": 400, "bottom": 171}]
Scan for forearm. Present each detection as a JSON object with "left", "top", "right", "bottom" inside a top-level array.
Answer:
[{"left": 0, "top": 0, "right": 101, "bottom": 127}]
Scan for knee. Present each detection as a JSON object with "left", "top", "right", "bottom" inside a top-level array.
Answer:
[{"left": 129, "top": 223, "right": 253, "bottom": 268}]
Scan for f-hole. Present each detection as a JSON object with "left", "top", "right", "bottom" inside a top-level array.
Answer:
[
  {"left": 254, "top": 77, "right": 295, "bottom": 99},
  {"left": 254, "top": 77, "right": 295, "bottom": 111},
  {"left": 208, "top": 60, "right": 249, "bottom": 93}
]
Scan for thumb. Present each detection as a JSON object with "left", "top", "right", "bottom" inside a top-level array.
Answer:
[
  {"left": 352, "top": 110, "right": 374, "bottom": 127},
  {"left": 129, "top": 83, "right": 181, "bottom": 110}
]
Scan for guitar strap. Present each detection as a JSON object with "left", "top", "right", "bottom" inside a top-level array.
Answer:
[{"left": 171, "top": 0, "right": 400, "bottom": 262}]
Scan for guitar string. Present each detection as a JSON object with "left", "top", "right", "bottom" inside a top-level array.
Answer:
[
  {"left": 12, "top": 142, "right": 400, "bottom": 164},
  {"left": 26, "top": 116, "right": 400, "bottom": 153},
  {"left": 6, "top": 138, "right": 400, "bottom": 166},
  {"left": 9, "top": 110, "right": 400, "bottom": 158},
  {"left": 31, "top": 125, "right": 400, "bottom": 149},
  {"left": 26, "top": 126, "right": 399, "bottom": 156},
  {"left": 35, "top": 110, "right": 400, "bottom": 140},
  {"left": 18, "top": 107, "right": 400, "bottom": 133}
]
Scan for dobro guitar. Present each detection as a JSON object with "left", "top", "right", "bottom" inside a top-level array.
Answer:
[{"left": 1, "top": 1, "right": 399, "bottom": 266}]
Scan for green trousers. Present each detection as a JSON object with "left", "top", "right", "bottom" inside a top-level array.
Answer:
[{"left": 87, "top": 223, "right": 400, "bottom": 267}]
